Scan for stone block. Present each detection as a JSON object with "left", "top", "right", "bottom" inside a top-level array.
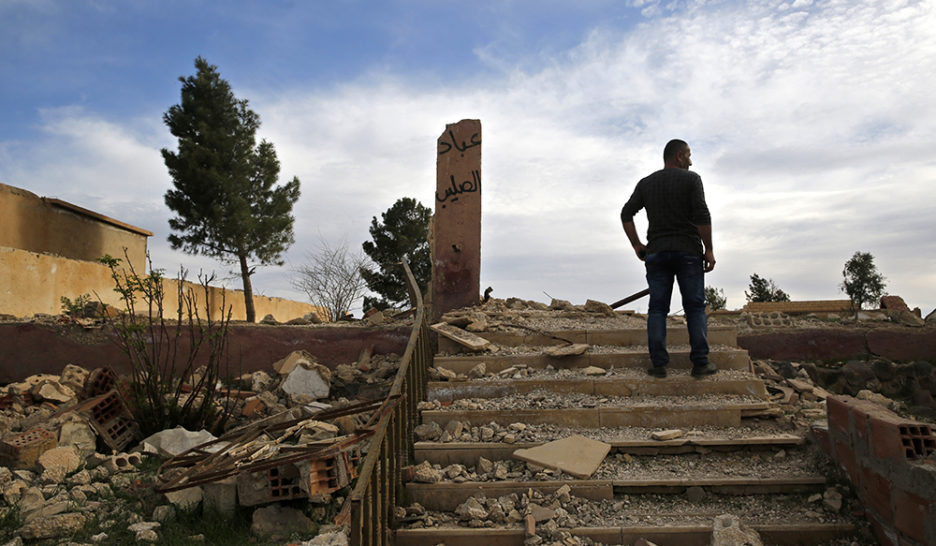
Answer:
[
  {"left": 37, "top": 446, "right": 81, "bottom": 475},
  {"left": 164, "top": 486, "right": 203, "bottom": 512},
  {"left": 203, "top": 477, "right": 237, "bottom": 518}
]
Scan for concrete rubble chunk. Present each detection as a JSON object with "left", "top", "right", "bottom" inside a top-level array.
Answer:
[
  {"left": 512, "top": 434, "right": 611, "bottom": 479},
  {"left": 467, "top": 362, "right": 487, "bottom": 379},
  {"left": 37, "top": 446, "right": 81, "bottom": 476},
  {"left": 251, "top": 504, "right": 315, "bottom": 541},
  {"left": 142, "top": 427, "right": 219, "bottom": 458},
  {"left": 305, "top": 529, "right": 350, "bottom": 546},
  {"left": 19, "top": 512, "right": 87, "bottom": 540},
  {"left": 281, "top": 362, "right": 332, "bottom": 402},
  {"left": 18, "top": 486, "right": 45, "bottom": 515},
  {"left": 164, "top": 486, "right": 203, "bottom": 511},
  {"left": 152, "top": 504, "right": 176, "bottom": 522},
  {"left": 272, "top": 350, "right": 319, "bottom": 376},
  {"left": 412, "top": 461, "right": 442, "bottom": 484},
  {"left": 430, "top": 322, "right": 491, "bottom": 352},
  {"left": 250, "top": 371, "right": 275, "bottom": 392},
  {"left": 582, "top": 366, "right": 606, "bottom": 376},
  {"left": 544, "top": 344, "right": 589, "bottom": 357},
  {"left": 30, "top": 380, "right": 75, "bottom": 403},
  {"left": 58, "top": 417, "right": 97, "bottom": 457},
  {"left": 414, "top": 422, "right": 443, "bottom": 442},
  {"left": 549, "top": 299, "right": 575, "bottom": 311},
  {"left": 528, "top": 503, "right": 555, "bottom": 522},
  {"left": 711, "top": 514, "right": 763, "bottom": 546},
  {"left": 455, "top": 497, "right": 489, "bottom": 521},
  {"left": 823, "top": 487, "right": 843, "bottom": 513},
  {"left": 58, "top": 364, "right": 90, "bottom": 392},
  {"left": 435, "top": 366, "right": 458, "bottom": 381},
  {"left": 651, "top": 429, "right": 685, "bottom": 441},
  {"left": 583, "top": 299, "right": 616, "bottom": 316}
]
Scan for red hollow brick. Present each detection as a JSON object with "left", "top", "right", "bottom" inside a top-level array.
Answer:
[
  {"left": 893, "top": 489, "right": 930, "bottom": 543},
  {"left": 860, "top": 463, "right": 894, "bottom": 521},
  {"left": 868, "top": 513, "right": 900, "bottom": 546},
  {"left": 871, "top": 415, "right": 912, "bottom": 460},
  {"left": 835, "top": 439, "right": 859, "bottom": 483},
  {"left": 827, "top": 395, "right": 852, "bottom": 438}
]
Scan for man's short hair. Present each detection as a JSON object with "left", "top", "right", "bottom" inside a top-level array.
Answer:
[{"left": 663, "top": 139, "right": 688, "bottom": 162}]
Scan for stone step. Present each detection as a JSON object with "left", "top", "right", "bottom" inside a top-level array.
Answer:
[
  {"left": 439, "top": 326, "right": 738, "bottom": 351},
  {"left": 395, "top": 523, "right": 858, "bottom": 546},
  {"left": 404, "top": 477, "right": 827, "bottom": 512},
  {"left": 414, "top": 434, "right": 805, "bottom": 466},
  {"left": 421, "top": 399, "right": 772, "bottom": 429},
  {"left": 427, "top": 373, "right": 768, "bottom": 402},
  {"left": 434, "top": 347, "right": 751, "bottom": 374}
]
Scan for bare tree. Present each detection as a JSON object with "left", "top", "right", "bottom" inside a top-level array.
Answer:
[{"left": 293, "top": 239, "right": 368, "bottom": 321}]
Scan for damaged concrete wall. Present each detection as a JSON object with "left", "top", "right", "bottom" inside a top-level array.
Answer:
[{"left": 0, "top": 183, "right": 152, "bottom": 271}]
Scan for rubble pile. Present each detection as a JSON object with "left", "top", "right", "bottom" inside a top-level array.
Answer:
[{"left": 0, "top": 348, "right": 401, "bottom": 544}]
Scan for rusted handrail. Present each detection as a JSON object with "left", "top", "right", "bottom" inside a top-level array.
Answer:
[{"left": 345, "top": 261, "right": 430, "bottom": 545}]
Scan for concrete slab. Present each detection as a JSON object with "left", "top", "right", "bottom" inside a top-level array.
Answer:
[
  {"left": 512, "top": 434, "right": 611, "bottom": 479},
  {"left": 430, "top": 323, "right": 491, "bottom": 352}
]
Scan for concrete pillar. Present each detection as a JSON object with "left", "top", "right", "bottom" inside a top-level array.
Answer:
[{"left": 432, "top": 119, "right": 481, "bottom": 322}]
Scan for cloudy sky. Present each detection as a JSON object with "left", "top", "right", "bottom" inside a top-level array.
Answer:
[{"left": 2, "top": 0, "right": 934, "bottom": 316}]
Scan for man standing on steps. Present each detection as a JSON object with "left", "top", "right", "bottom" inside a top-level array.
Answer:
[{"left": 620, "top": 139, "right": 717, "bottom": 379}]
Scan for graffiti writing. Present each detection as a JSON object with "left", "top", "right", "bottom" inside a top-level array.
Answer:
[
  {"left": 436, "top": 170, "right": 480, "bottom": 208},
  {"left": 438, "top": 130, "right": 481, "bottom": 156}
]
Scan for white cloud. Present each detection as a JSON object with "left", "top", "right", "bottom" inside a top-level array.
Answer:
[{"left": 3, "top": 0, "right": 935, "bottom": 315}]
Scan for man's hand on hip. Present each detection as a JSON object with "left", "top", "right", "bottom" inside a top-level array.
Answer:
[
  {"left": 703, "top": 250, "right": 716, "bottom": 272},
  {"left": 633, "top": 243, "right": 647, "bottom": 261}
]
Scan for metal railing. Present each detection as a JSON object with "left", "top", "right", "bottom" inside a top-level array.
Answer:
[{"left": 346, "top": 261, "right": 431, "bottom": 545}]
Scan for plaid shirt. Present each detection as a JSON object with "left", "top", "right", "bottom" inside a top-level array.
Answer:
[{"left": 620, "top": 168, "right": 711, "bottom": 257}]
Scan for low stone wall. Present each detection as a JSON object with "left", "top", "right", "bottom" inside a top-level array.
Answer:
[
  {"left": 742, "top": 300, "right": 852, "bottom": 314},
  {"left": 0, "top": 322, "right": 410, "bottom": 384},
  {"left": 738, "top": 327, "right": 936, "bottom": 362},
  {"left": 813, "top": 396, "right": 936, "bottom": 545}
]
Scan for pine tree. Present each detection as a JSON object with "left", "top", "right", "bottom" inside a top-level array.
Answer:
[
  {"left": 745, "top": 273, "right": 790, "bottom": 303},
  {"left": 162, "top": 57, "right": 300, "bottom": 322},
  {"left": 704, "top": 286, "right": 727, "bottom": 310},
  {"left": 360, "top": 198, "right": 431, "bottom": 309}
]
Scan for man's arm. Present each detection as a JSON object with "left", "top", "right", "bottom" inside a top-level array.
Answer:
[
  {"left": 697, "top": 224, "right": 715, "bottom": 272},
  {"left": 621, "top": 220, "right": 646, "bottom": 261}
]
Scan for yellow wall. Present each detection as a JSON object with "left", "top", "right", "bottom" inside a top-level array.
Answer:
[
  {"left": 0, "top": 183, "right": 150, "bottom": 272},
  {"left": 0, "top": 246, "right": 325, "bottom": 322}
]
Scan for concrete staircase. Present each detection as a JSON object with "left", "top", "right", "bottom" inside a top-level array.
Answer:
[{"left": 395, "top": 324, "right": 862, "bottom": 545}]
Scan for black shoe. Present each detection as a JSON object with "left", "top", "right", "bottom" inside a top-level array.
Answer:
[
  {"left": 691, "top": 362, "right": 718, "bottom": 378},
  {"left": 647, "top": 366, "right": 667, "bottom": 378}
]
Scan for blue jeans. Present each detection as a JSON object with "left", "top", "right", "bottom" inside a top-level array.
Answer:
[{"left": 645, "top": 251, "right": 709, "bottom": 368}]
